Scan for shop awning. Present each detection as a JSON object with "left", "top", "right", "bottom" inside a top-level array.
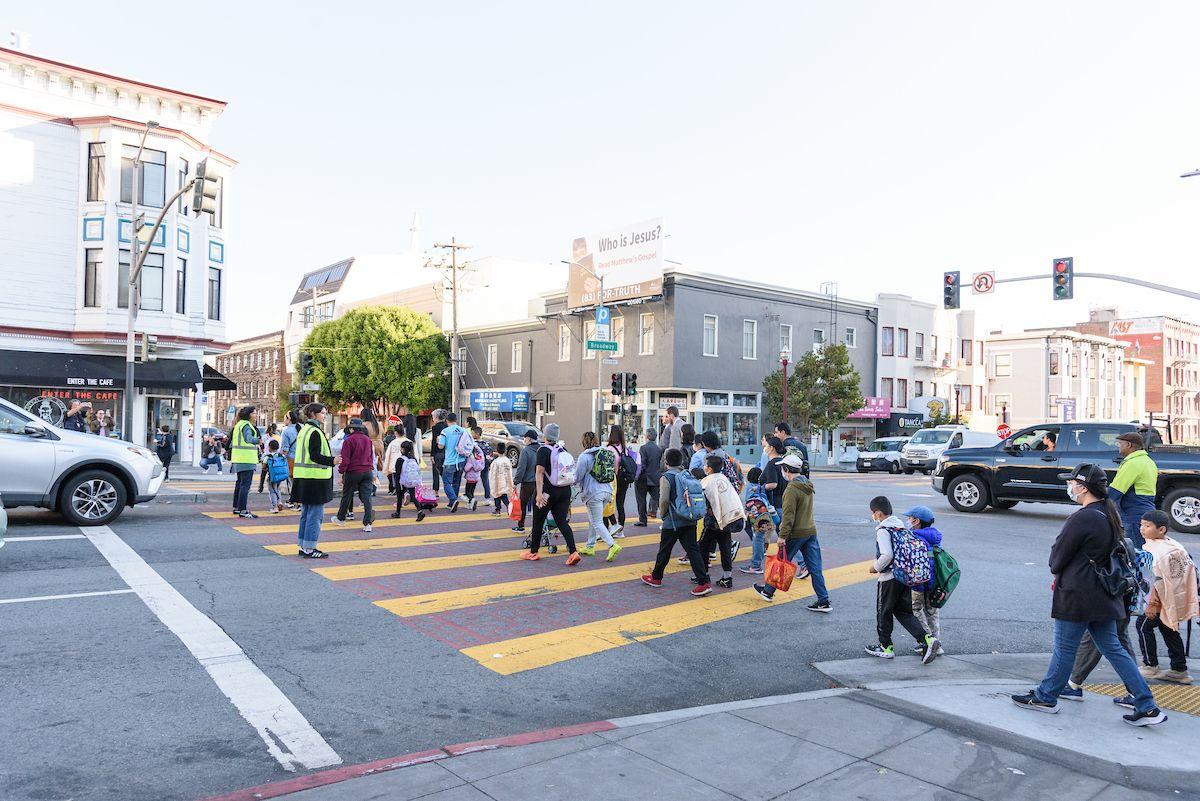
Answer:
[
  {"left": 202, "top": 363, "right": 237, "bottom": 391},
  {"left": 0, "top": 351, "right": 202, "bottom": 389}
]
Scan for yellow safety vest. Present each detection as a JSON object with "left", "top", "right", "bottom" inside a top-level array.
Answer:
[
  {"left": 293, "top": 422, "right": 332, "bottom": 480},
  {"left": 230, "top": 419, "right": 258, "bottom": 465}
]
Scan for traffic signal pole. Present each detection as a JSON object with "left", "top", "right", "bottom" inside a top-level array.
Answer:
[{"left": 989, "top": 272, "right": 1200, "bottom": 302}]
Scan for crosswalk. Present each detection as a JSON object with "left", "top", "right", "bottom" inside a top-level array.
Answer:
[{"left": 206, "top": 496, "right": 876, "bottom": 676}]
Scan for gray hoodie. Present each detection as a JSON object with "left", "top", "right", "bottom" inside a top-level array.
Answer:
[
  {"left": 873, "top": 515, "right": 907, "bottom": 583},
  {"left": 574, "top": 447, "right": 614, "bottom": 504}
]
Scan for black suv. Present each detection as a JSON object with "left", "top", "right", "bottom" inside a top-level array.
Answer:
[{"left": 932, "top": 422, "right": 1200, "bottom": 533}]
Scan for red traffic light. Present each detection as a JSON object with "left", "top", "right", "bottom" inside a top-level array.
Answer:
[
  {"left": 945, "top": 273, "right": 958, "bottom": 285},
  {"left": 1054, "top": 261, "right": 1068, "bottom": 273}
]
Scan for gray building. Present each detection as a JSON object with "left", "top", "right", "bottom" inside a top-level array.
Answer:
[{"left": 456, "top": 268, "right": 877, "bottom": 465}]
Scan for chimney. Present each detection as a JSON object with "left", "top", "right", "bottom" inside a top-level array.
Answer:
[
  {"left": 1088, "top": 306, "right": 1119, "bottom": 323},
  {"left": 8, "top": 30, "right": 33, "bottom": 51}
]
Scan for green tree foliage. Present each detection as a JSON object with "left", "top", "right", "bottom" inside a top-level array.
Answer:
[
  {"left": 763, "top": 343, "right": 864, "bottom": 438},
  {"left": 300, "top": 306, "right": 450, "bottom": 418}
]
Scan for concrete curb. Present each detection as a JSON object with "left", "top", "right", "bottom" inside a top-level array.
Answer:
[{"left": 150, "top": 491, "right": 207, "bottom": 504}]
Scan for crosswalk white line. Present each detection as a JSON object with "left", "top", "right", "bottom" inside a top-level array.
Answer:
[{"left": 0, "top": 588, "right": 135, "bottom": 605}]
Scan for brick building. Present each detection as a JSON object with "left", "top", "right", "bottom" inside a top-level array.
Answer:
[{"left": 205, "top": 330, "right": 287, "bottom": 429}]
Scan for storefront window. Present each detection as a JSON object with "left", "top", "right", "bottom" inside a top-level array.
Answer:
[
  {"left": 700, "top": 411, "right": 730, "bottom": 444},
  {"left": 731, "top": 412, "right": 758, "bottom": 446},
  {"left": 702, "top": 392, "right": 729, "bottom": 406},
  {"left": 0, "top": 386, "right": 123, "bottom": 434},
  {"left": 732, "top": 393, "right": 757, "bottom": 407}
]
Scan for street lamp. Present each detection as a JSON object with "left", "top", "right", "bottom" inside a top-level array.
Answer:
[
  {"left": 124, "top": 120, "right": 160, "bottom": 442},
  {"left": 953, "top": 383, "right": 962, "bottom": 424},
  {"left": 779, "top": 346, "right": 792, "bottom": 424}
]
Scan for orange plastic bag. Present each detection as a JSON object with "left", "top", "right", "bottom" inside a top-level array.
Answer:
[
  {"left": 509, "top": 496, "right": 523, "bottom": 522},
  {"left": 764, "top": 543, "right": 797, "bottom": 592}
]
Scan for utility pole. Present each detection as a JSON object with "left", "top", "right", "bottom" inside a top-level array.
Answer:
[
  {"left": 433, "top": 238, "right": 471, "bottom": 415},
  {"left": 124, "top": 120, "right": 159, "bottom": 442}
]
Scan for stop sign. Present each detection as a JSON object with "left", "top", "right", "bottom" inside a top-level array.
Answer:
[{"left": 997, "top": 423, "right": 1012, "bottom": 440}]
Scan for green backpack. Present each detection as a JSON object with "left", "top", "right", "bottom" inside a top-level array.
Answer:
[
  {"left": 590, "top": 447, "right": 616, "bottom": 484},
  {"left": 928, "top": 546, "right": 960, "bottom": 609}
]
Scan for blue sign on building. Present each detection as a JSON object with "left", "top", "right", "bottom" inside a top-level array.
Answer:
[{"left": 469, "top": 390, "right": 530, "bottom": 413}]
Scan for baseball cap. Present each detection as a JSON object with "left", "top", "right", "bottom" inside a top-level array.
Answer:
[
  {"left": 780, "top": 454, "right": 804, "bottom": 471},
  {"left": 1115, "top": 431, "right": 1144, "bottom": 449},
  {"left": 1057, "top": 462, "right": 1108, "bottom": 494},
  {"left": 523, "top": 429, "right": 538, "bottom": 440},
  {"left": 903, "top": 505, "right": 935, "bottom": 524}
]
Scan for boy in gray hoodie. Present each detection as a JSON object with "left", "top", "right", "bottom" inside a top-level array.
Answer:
[{"left": 866, "top": 496, "right": 939, "bottom": 663}]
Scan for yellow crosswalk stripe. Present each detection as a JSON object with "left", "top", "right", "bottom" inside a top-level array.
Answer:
[
  {"left": 206, "top": 508, "right": 300, "bottom": 519},
  {"left": 376, "top": 555, "right": 712, "bottom": 618},
  {"left": 237, "top": 508, "right": 525, "bottom": 535},
  {"left": 461, "top": 560, "right": 874, "bottom": 675},
  {"left": 313, "top": 534, "right": 662, "bottom": 581},
  {"left": 264, "top": 528, "right": 523, "bottom": 555}
]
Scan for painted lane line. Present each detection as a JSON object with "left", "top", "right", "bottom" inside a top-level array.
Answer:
[
  {"left": 460, "top": 560, "right": 876, "bottom": 675},
  {"left": 3, "top": 534, "right": 88, "bottom": 542},
  {"left": 0, "top": 588, "right": 135, "bottom": 605},
  {"left": 236, "top": 505, "right": 586, "bottom": 535},
  {"left": 81, "top": 525, "right": 341, "bottom": 772},
  {"left": 313, "top": 533, "right": 663, "bottom": 581},
  {"left": 264, "top": 528, "right": 525, "bottom": 555}
]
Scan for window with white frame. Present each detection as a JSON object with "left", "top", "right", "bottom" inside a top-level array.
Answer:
[
  {"left": 558, "top": 324, "right": 570, "bottom": 361},
  {"left": 84, "top": 249, "right": 101, "bottom": 308},
  {"left": 639, "top": 312, "right": 654, "bottom": 354},
  {"left": 486, "top": 343, "right": 498, "bottom": 374},
  {"left": 703, "top": 315, "right": 718, "bottom": 356},
  {"left": 994, "top": 353, "right": 1012, "bottom": 376},
  {"left": 993, "top": 393, "right": 1012, "bottom": 415},
  {"left": 779, "top": 324, "right": 792, "bottom": 356},
  {"left": 511, "top": 341, "right": 522, "bottom": 373},
  {"left": 583, "top": 320, "right": 597, "bottom": 359},
  {"left": 742, "top": 319, "right": 757, "bottom": 359},
  {"left": 120, "top": 145, "right": 166, "bottom": 207},
  {"left": 813, "top": 328, "right": 826, "bottom": 351},
  {"left": 845, "top": 327, "right": 857, "bottom": 348},
  {"left": 612, "top": 315, "right": 625, "bottom": 357}
]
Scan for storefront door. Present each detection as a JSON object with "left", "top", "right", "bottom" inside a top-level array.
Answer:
[{"left": 146, "top": 396, "right": 181, "bottom": 448}]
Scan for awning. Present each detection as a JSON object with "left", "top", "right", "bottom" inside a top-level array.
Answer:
[
  {"left": 202, "top": 363, "right": 237, "bottom": 391},
  {"left": 0, "top": 350, "right": 202, "bottom": 389}
]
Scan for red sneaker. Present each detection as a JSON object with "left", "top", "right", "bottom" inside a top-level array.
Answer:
[
  {"left": 641, "top": 574, "right": 663, "bottom": 587},
  {"left": 691, "top": 583, "right": 713, "bottom": 597}
]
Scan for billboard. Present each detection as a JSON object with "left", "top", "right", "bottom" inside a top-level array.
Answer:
[
  {"left": 848, "top": 396, "right": 891, "bottom": 420},
  {"left": 469, "top": 391, "right": 530, "bottom": 413},
  {"left": 567, "top": 217, "right": 663, "bottom": 310}
]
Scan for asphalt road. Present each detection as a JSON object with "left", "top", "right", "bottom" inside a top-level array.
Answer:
[{"left": 2, "top": 471, "right": 1197, "bottom": 801}]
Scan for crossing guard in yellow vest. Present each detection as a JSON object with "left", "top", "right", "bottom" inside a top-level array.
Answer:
[
  {"left": 293, "top": 403, "right": 338, "bottom": 558},
  {"left": 229, "top": 408, "right": 260, "bottom": 519}
]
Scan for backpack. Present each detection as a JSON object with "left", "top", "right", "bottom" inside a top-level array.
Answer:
[
  {"left": 466, "top": 447, "right": 486, "bottom": 475},
  {"left": 666, "top": 471, "right": 706, "bottom": 526},
  {"left": 616, "top": 447, "right": 637, "bottom": 483},
  {"left": 720, "top": 454, "right": 744, "bottom": 492},
  {"left": 413, "top": 484, "right": 438, "bottom": 508},
  {"left": 744, "top": 496, "right": 775, "bottom": 532},
  {"left": 266, "top": 453, "right": 289, "bottom": 483},
  {"left": 887, "top": 526, "right": 932, "bottom": 588},
  {"left": 454, "top": 427, "right": 475, "bottom": 457},
  {"left": 928, "top": 546, "right": 961, "bottom": 608},
  {"left": 590, "top": 448, "right": 616, "bottom": 483},
  {"left": 548, "top": 443, "right": 576, "bottom": 487},
  {"left": 398, "top": 456, "right": 421, "bottom": 488}
]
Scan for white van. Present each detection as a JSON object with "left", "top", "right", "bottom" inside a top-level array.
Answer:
[
  {"left": 900, "top": 425, "right": 999, "bottom": 474},
  {"left": 855, "top": 437, "right": 910, "bottom": 474}
]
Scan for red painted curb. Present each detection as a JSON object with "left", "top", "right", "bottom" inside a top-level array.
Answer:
[{"left": 195, "top": 720, "right": 616, "bottom": 801}]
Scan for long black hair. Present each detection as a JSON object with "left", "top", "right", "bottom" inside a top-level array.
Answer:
[{"left": 236, "top": 405, "right": 255, "bottom": 421}]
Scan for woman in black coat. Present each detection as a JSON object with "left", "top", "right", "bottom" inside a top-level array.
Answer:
[{"left": 1012, "top": 463, "right": 1165, "bottom": 726}]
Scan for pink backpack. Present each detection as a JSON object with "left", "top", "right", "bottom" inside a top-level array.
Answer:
[{"left": 414, "top": 484, "right": 438, "bottom": 506}]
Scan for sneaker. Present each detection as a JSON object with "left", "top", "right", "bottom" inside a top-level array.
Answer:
[
  {"left": 1059, "top": 684, "right": 1084, "bottom": 702},
  {"left": 1124, "top": 708, "right": 1168, "bottom": 727},
  {"left": 469, "top": 498, "right": 478, "bottom": 511},
  {"left": 577, "top": 546, "right": 595, "bottom": 556},
  {"left": 1139, "top": 664, "right": 1163, "bottom": 680},
  {"left": 677, "top": 555, "right": 691, "bottom": 564},
  {"left": 1112, "top": 695, "right": 1136, "bottom": 710},
  {"left": 753, "top": 584, "right": 773, "bottom": 602},
  {"left": 511, "top": 525, "right": 525, "bottom": 533},
  {"left": 346, "top": 513, "right": 355, "bottom": 521},
  {"left": 520, "top": 551, "right": 540, "bottom": 561},
  {"left": 691, "top": 583, "right": 713, "bottom": 597},
  {"left": 796, "top": 567, "right": 810, "bottom": 581},
  {"left": 450, "top": 500, "right": 460, "bottom": 513},
  {"left": 391, "top": 512, "right": 402, "bottom": 518},
  {"left": 610, "top": 524, "right": 624, "bottom": 538},
  {"left": 807, "top": 600, "right": 832, "bottom": 613},
  {"left": 331, "top": 516, "right": 345, "bottom": 526},
  {"left": 416, "top": 510, "right": 427, "bottom": 522},
  {"left": 641, "top": 574, "right": 663, "bottom": 588},
  {"left": 1160, "top": 669, "right": 1193, "bottom": 684},
  {"left": 271, "top": 508, "right": 281, "bottom": 515},
  {"left": 606, "top": 542, "right": 623, "bottom": 562},
  {"left": 1011, "top": 691, "right": 1058, "bottom": 714},
  {"left": 922, "top": 636, "right": 941, "bottom": 665},
  {"left": 740, "top": 565, "right": 765, "bottom": 575},
  {"left": 912, "top": 644, "right": 925, "bottom": 655},
  {"left": 238, "top": 511, "right": 259, "bottom": 519},
  {"left": 716, "top": 577, "right": 733, "bottom": 589},
  {"left": 730, "top": 541, "right": 741, "bottom": 562},
  {"left": 362, "top": 524, "right": 372, "bottom": 533},
  {"left": 566, "top": 552, "right": 581, "bottom": 566},
  {"left": 632, "top": 521, "right": 648, "bottom": 527},
  {"left": 491, "top": 510, "right": 501, "bottom": 516},
  {"left": 865, "top": 644, "right": 895, "bottom": 659}
]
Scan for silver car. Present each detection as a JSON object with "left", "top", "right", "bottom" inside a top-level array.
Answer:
[{"left": 0, "top": 396, "right": 164, "bottom": 526}]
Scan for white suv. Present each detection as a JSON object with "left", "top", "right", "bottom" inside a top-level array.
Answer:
[{"left": 0, "top": 397, "right": 164, "bottom": 526}]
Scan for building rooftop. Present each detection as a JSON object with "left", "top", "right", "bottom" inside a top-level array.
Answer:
[{"left": 290, "top": 259, "right": 354, "bottom": 305}]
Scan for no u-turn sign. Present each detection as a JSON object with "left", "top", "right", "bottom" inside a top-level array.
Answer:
[{"left": 972, "top": 272, "right": 995, "bottom": 294}]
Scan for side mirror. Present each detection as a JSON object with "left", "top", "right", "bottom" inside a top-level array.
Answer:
[{"left": 24, "top": 422, "right": 48, "bottom": 438}]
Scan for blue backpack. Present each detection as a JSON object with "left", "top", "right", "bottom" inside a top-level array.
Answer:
[
  {"left": 887, "top": 526, "right": 932, "bottom": 588},
  {"left": 265, "top": 453, "right": 289, "bottom": 483},
  {"left": 666, "top": 471, "right": 706, "bottom": 526}
]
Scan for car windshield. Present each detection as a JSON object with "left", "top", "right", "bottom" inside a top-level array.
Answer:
[
  {"left": 908, "top": 429, "right": 953, "bottom": 445},
  {"left": 866, "top": 440, "right": 901, "bottom": 452},
  {"left": 504, "top": 422, "right": 540, "bottom": 438}
]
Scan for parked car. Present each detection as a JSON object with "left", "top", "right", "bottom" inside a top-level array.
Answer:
[
  {"left": 855, "top": 437, "right": 909, "bottom": 473},
  {"left": 901, "top": 425, "right": 1000, "bottom": 474},
  {"left": 932, "top": 421, "right": 1200, "bottom": 533},
  {"left": 0, "top": 396, "right": 164, "bottom": 526}
]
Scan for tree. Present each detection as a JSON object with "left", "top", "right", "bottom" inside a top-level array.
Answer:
[
  {"left": 301, "top": 306, "right": 450, "bottom": 418},
  {"left": 763, "top": 344, "right": 864, "bottom": 451}
]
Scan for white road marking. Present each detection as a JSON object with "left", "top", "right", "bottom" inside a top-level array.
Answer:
[
  {"left": 5, "top": 534, "right": 88, "bottom": 542},
  {"left": 0, "top": 588, "right": 135, "bottom": 605},
  {"left": 81, "top": 525, "right": 341, "bottom": 772}
]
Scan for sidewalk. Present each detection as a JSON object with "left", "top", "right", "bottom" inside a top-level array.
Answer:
[{"left": 199, "top": 653, "right": 1200, "bottom": 801}]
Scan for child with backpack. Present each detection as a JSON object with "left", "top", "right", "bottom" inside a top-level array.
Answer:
[
  {"left": 1135, "top": 509, "right": 1198, "bottom": 684},
  {"left": 575, "top": 431, "right": 622, "bottom": 561},
  {"left": 641, "top": 448, "right": 710, "bottom": 596},
  {"left": 472, "top": 426, "right": 494, "bottom": 507},
  {"left": 390, "top": 440, "right": 430, "bottom": 522},
  {"left": 867, "top": 496, "right": 939, "bottom": 663},
  {"left": 463, "top": 444, "right": 486, "bottom": 511},
  {"left": 698, "top": 454, "right": 746, "bottom": 588},
  {"left": 903, "top": 505, "right": 945, "bottom": 656},
  {"left": 263, "top": 440, "right": 289, "bottom": 513}
]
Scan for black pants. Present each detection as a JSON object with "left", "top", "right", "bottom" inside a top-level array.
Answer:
[
  {"left": 493, "top": 493, "right": 510, "bottom": 512},
  {"left": 698, "top": 518, "right": 740, "bottom": 577},
  {"left": 650, "top": 523, "right": 706, "bottom": 582},
  {"left": 233, "top": 469, "right": 253, "bottom": 512},
  {"left": 465, "top": 480, "right": 478, "bottom": 500},
  {"left": 1137, "top": 614, "right": 1188, "bottom": 672},
  {"left": 157, "top": 450, "right": 172, "bottom": 480},
  {"left": 529, "top": 489, "right": 576, "bottom": 554},
  {"left": 395, "top": 485, "right": 417, "bottom": 514},
  {"left": 635, "top": 479, "right": 660, "bottom": 524},
  {"left": 432, "top": 453, "right": 445, "bottom": 492},
  {"left": 518, "top": 482, "right": 536, "bottom": 528},
  {"left": 258, "top": 462, "right": 269, "bottom": 492},
  {"left": 605, "top": 478, "right": 631, "bottom": 527},
  {"left": 338, "top": 471, "right": 375, "bottom": 525},
  {"left": 876, "top": 578, "right": 928, "bottom": 648}
]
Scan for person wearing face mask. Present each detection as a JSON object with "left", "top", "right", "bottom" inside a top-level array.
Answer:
[{"left": 1012, "top": 463, "right": 1166, "bottom": 726}]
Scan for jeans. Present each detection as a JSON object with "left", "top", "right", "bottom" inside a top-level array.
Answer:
[
  {"left": 635, "top": 479, "right": 660, "bottom": 524},
  {"left": 1036, "top": 618, "right": 1157, "bottom": 713},
  {"left": 200, "top": 454, "right": 223, "bottom": 473},
  {"left": 1070, "top": 617, "right": 1134, "bottom": 684},
  {"left": 268, "top": 481, "right": 282, "bottom": 508},
  {"left": 584, "top": 496, "right": 615, "bottom": 548},
  {"left": 481, "top": 468, "right": 491, "bottom": 499},
  {"left": 338, "top": 471, "right": 375, "bottom": 525},
  {"left": 233, "top": 469, "right": 253, "bottom": 512},
  {"left": 763, "top": 536, "right": 828, "bottom": 601},
  {"left": 493, "top": 493, "right": 510, "bottom": 513},
  {"left": 1136, "top": 614, "right": 1188, "bottom": 672},
  {"left": 442, "top": 462, "right": 464, "bottom": 505},
  {"left": 298, "top": 503, "right": 324, "bottom": 551}
]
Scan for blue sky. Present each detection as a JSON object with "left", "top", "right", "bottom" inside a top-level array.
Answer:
[{"left": 10, "top": 2, "right": 1200, "bottom": 338}]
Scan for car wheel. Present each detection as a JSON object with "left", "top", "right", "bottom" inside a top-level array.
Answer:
[
  {"left": 946, "top": 474, "right": 988, "bottom": 513},
  {"left": 992, "top": 499, "right": 1019, "bottom": 510},
  {"left": 59, "top": 469, "right": 127, "bottom": 526},
  {"left": 903, "top": 467, "right": 915, "bottom": 475},
  {"left": 1163, "top": 487, "right": 1200, "bottom": 534},
  {"left": 888, "top": 461, "right": 901, "bottom": 474},
  {"left": 507, "top": 446, "right": 521, "bottom": 468}
]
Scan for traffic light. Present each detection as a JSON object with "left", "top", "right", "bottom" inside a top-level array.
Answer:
[
  {"left": 625, "top": 372, "right": 638, "bottom": 397},
  {"left": 1052, "top": 257, "right": 1074, "bottom": 300},
  {"left": 191, "top": 158, "right": 220, "bottom": 216},
  {"left": 146, "top": 334, "right": 158, "bottom": 362},
  {"left": 943, "top": 271, "right": 961, "bottom": 310},
  {"left": 299, "top": 352, "right": 314, "bottom": 379},
  {"left": 610, "top": 372, "right": 623, "bottom": 397}
]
